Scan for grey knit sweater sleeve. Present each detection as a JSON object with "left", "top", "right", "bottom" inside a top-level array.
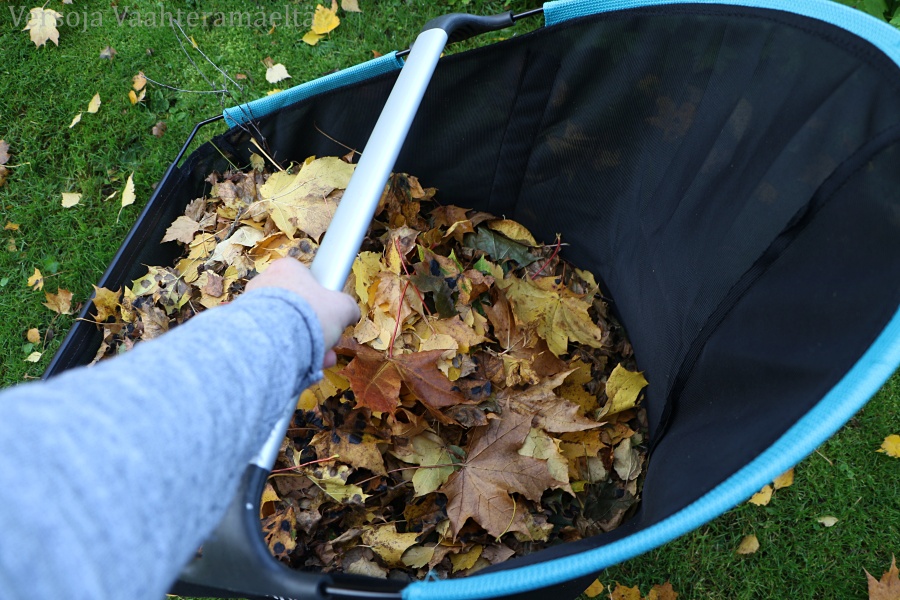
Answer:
[{"left": 0, "top": 287, "right": 325, "bottom": 600}]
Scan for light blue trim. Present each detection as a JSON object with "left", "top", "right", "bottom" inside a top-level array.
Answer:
[
  {"left": 222, "top": 52, "right": 404, "bottom": 127},
  {"left": 544, "top": 0, "right": 900, "bottom": 68},
  {"left": 404, "top": 302, "right": 900, "bottom": 599}
]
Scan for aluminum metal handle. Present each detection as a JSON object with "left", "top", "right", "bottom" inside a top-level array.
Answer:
[{"left": 250, "top": 28, "right": 449, "bottom": 470}]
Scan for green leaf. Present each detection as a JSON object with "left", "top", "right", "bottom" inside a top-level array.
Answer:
[{"left": 465, "top": 228, "right": 538, "bottom": 267}]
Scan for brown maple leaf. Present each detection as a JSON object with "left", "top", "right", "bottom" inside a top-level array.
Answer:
[
  {"left": 340, "top": 338, "right": 471, "bottom": 417},
  {"left": 440, "top": 410, "right": 558, "bottom": 539},
  {"left": 866, "top": 556, "right": 900, "bottom": 600},
  {"left": 342, "top": 350, "right": 403, "bottom": 413},
  {"left": 498, "top": 370, "right": 603, "bottom": 433}
]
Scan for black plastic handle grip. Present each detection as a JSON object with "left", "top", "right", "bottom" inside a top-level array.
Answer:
[{"left": 422, "top": 11, "right": 515, "bottom": 45}]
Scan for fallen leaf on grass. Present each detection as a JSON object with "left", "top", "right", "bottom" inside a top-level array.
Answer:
[
  {"left": 736, "top": 534, "right": 760, "bottom": 554},
  {"left": 773, "top": 467, "right": 794, "bottom": 489},
  {"left": 87, "top": 93, "right": 101, "bottom": 114},
  {"left": 61, "top": 192, "right": 81, "bottom": 208},
  {"left": 4, "top": 222, "right": 18, "bottom": 231},
  {"left": 69, "top": 113, "right": 82, "bottom": 128},
  {"left": 43, "top": 289, "right": 73, "bottom": 315},
  {"left": 121, "top": 173, "right": 136, "bottom": 208},
  {"left": 748, "top": 484, "right": 772, "bottom": 506},
  {"left": 866, "top": 556, "right": 900, "bottom": 600},
  {"left": 817, "top": 516, "right": 838, "bottom": 527},
  {"left": 583, "top": 579, "right": 604, "bottom": 598},
  {"left": 26, "top": 328, "right": 40, "bottom": 344},
  {"left": 24, "top": 7, "right": 62, "bottom": 47},
  {"left": 265, "top": 63, "right": 291, "bottom": 84},
  {"left": 27, "top": 268, "right": 44, "bottom": 291},
  {"left": 312, "top": 4, "right": 340, "bottom": 33},
  {"left": 152, "top": 121, "right": 167, "bottom": 138},
  {"left": 878, "top": 434, "right": 900, "bottom": 458},
  {"left": 610, "top": 584, "right": 642, "bottom": 600},
  {"left": 342, "top": 0, "right": 362, "bottom": 12},
  {"left": 646, "top": 582, "right": 679, "bottom": 600},
  {"left": 99, "top": 45, "right": 117, "bottom": 60},
  {"left": 24, "top": 351, "right": 42, "bottom": 363}
]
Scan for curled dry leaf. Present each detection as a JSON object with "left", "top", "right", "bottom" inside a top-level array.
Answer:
[
  {"left": 26, "top": 328, "right": 40, "bottom": 344},
  {"left": 817, "top": 516, "right": 839, "bottom": 527},
  {"left": 152, "top": 121, "right": 167, "bottom": 138},
  {"left": 99, "top": 45, "right": 117, "bottom": 60}
]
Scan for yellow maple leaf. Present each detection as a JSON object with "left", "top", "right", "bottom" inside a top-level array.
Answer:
[
  {"left": 877, "top": 434, "right": 900, "bottom": 458},
  {"left": 252, "top": 157, "right": 355, "bottom": 238},
  {"left": 362, "top": 524, "right": 420, "bottom": 568},
  {"left": 311, "top": 4, "right": 340, "bottom": 34},
  {"left": 27, "top": 268, "right": 44, "bottom": 291},
  {"left": 24, "top": 7, "right": 62, "bottom": 47},
  {"left": 606, "top": 363, "right": 649, "bottom": 415},
  {"left": 450, "top": 544, "right": 483, "bottom": 573},
  {"left": 748, "top": 484, "right": 773, "bottom": 506},
  {"left": 91, "top": 285, "right": 121, "bottom": 322},
  {"left": 306, "top": 464, "right": 369, "bottom": 504},
  {"left": 498, "top": 276, "right": 605, "bottom": 356},
  {"left": 610, "top": 584, "right": 642, "bottom": 600},
  {"left": 43, "top": 289, "right": 74, "bottom": 315},
  {"left": 773, "top": 467, "right": 795, "bottom": 489}
]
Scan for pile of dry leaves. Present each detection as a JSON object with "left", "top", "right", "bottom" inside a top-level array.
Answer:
[{"left": 89, "top": 155, "right": 649, "bottom": 580}]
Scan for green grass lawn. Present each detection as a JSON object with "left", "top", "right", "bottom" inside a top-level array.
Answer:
[{"left": 1, "top": 1, "right": 898, "bottom": 599}]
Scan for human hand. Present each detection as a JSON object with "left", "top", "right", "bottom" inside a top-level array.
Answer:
[{"left": 246, "top": 258, "right": 359, "bottom": 368}]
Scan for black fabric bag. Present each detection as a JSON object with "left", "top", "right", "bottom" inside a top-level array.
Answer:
[{"left": 46, "top": 1, "right": 900, "bottom": 598}]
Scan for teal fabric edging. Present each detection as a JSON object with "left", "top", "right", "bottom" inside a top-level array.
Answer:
[
  {"left": 544, "top": 0, "right": 900, "bottom": 68},
  {"left": 222, "top": 52, "right": 404, "bottom": 127},
  {"left": 403, "top": 302, "right": 900, "bottom": 600}
]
